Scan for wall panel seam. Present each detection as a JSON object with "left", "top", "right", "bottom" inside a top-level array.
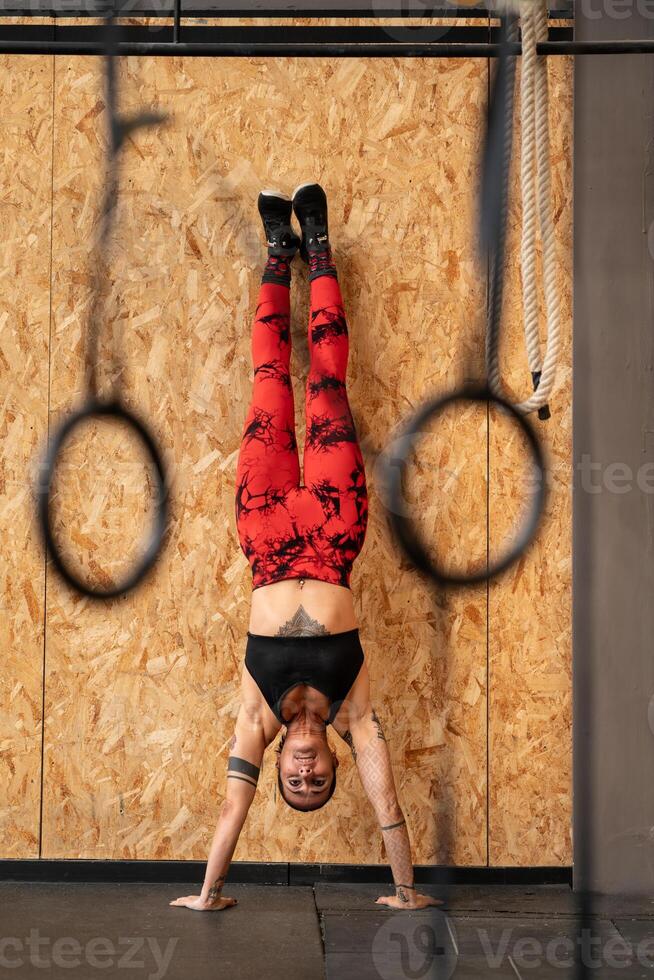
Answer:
[{"left": 38, "top": 50, "right": 56, "bottom": 860}]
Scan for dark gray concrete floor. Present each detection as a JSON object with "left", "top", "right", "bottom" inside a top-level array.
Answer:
[{"left": 1, "top": 882, "right": 654, "bottom": 979}]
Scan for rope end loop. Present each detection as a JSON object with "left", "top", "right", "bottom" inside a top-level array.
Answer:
[{"left": 531, "top": 370, "right": 551, "bottom": 420}]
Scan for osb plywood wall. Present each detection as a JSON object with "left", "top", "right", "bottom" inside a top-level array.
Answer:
[
  {"left": 0, "top": 50, "right": 52, "bottom": 857},
  {"left": 0, "top": 43, "right": 572, "bottom": 865}
]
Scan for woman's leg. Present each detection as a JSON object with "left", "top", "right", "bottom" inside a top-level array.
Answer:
[
  {"left": 235, "top": 278, "right": 300, "bottom": 528},
  {"left": 303, "top": 260, "right": 368, "bottom": 558}
]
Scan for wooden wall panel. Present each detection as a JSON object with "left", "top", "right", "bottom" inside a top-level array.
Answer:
[
  {"left": 41, "top": 54, "right": 489, "bottom": 864},
  {"left": 0, "top": 46, "right": 53, "bottom": 857},
  {"left": 488, "top": 56, "right": 573, "bottom": 865},
  {"left": 0, "top": 36, "right": 573, "bottom": 868}
]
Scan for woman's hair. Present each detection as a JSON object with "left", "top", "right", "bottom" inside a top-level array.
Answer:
[{"left": 275, "top": 731, "right": 337, "bottom": 811}]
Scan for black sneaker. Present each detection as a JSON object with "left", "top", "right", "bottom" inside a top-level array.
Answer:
[
  {"left": 258, "top": 190, "right": 300, "bottom": 258},
  {"left": 292, "top": 183, "right": 331, "bottom": 263}
]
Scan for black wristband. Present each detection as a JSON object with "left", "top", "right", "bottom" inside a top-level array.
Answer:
[{"left": 381, "top": 818, "right": 406, "bottom": 831}]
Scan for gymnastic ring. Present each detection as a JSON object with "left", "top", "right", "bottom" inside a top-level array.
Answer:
[
  {"left": 37, "top": 397, "right": 169, "bottom": 599},
  {"left": 382, "top": 385, "right": 547, "bottom": 587}
]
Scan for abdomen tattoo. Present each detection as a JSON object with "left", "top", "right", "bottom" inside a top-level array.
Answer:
[{"left": 275, "top": 605, "right": 331, "bottom": 637}]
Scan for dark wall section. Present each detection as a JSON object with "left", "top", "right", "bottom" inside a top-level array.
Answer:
[{"left": 574, "top": 2, "right": 654, "bottom": 894}]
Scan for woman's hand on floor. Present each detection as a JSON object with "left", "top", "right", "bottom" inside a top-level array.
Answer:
[
  {"left": 375, "top": 890, "right": 443, "bottom": 911},
  {"left": 169, "top": 894, "right": 238, "bottom": 911}
]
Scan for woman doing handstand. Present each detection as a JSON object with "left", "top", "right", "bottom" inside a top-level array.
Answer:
[{"left": 171, "top": 184, "right": 438, "bottom": 913}]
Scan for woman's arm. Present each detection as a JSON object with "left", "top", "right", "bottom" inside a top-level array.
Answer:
[
  {"left": 340, "top": 699, "right": 441, "bottom": 911},
  {"left": 170, "top": 701, "right": 266, "bottom": 912},
  {"left": 196, "top": 774, "right": 256, "bottom": 909}
]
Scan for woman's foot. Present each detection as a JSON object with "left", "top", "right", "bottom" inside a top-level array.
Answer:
[
  {"left": 292, "top": 183, "right": 337, "bottom": 280},
  {"left": 258, "top": 190, "right": 300, "bottom": 286},
  {"left": 258, "top": 190, "right": 300, "bottom": 257}
]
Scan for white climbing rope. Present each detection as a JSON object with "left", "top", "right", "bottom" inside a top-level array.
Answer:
[{"left": 488, "top": 0, "right": 562, "bottom": 416}]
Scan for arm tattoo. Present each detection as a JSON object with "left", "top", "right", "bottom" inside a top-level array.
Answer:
[
  {"left": 395, "top": 885, "right": 415, "bottom": 903},
  {"left": 275, "top": 605, "right": 330, "bottom": 637},
  {"left": 207, "top": 875, "right": 226, "bottom": 901},
  {"left": 228, "top": 735, "right": 236, "bottom": 751},
  {"left": 381, "top": 818, "right": 406, "bottom": 831},
  {"left": 342, "top": 730, "right": 357, "bottom": 762},
  {"left": 227, "top": 756, "right": 260, "bottom": 788},
  {"left": 371, "top": 709, "right": 386, "bottom": 741}
]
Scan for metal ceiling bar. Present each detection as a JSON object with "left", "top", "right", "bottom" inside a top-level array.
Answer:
[{"left": 8, "top": 38, "right": 654, "bottom": 57}]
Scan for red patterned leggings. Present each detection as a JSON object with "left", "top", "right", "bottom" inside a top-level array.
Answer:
[{"left": 235, "top": 274, "right": 368, "bottom": 590}]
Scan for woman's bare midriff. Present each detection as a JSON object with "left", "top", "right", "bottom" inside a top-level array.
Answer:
[{"left": 248, "top": 578, "right": 358, "bottom": 636}]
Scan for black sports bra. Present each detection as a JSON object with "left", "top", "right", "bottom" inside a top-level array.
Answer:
[{"left": 244, "top": 628, "right": 364, "bottom": 726}]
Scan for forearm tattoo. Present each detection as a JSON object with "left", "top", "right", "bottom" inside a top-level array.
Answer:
[
  {"left": 207, "top": 874, "right": 226, "bottom": 901},
  {"left": 356, "top": 734, "right": 397, "bottom": 820},
  {"left": 342, "top": 730, "right": 357, "bottom": 761},
  {"left": 395, "top": 885, "right": 416, "bottom": 904},
  {"left": 227, "top": 756, "right": 260, "bottom": 788},
  {"left": 383, "top": 824, "right": 414, "bottom": 896},
  {"left": 275, "top": 606, "right": 330, "bottom": 637},
  {"left": 371, "top": 709, "right": 386, "bottom": 741},
  {"left": 352, "top": 734, "right": 414, "bottom": 884}
]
